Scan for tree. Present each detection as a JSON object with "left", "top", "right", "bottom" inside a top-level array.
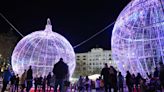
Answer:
[
  {"left": 92, "top": 67, "right": 101, "bottom": 75},
  {"left": 0, "top": 30, "right": 18, "bottom": 65},
  {"left": 72, "top": 60, "right": 90, "bottom": 78}
]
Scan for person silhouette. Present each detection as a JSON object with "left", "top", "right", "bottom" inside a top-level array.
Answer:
[
  {"left": 1, "top": 67, "right": 12, "bottom": 92},
  {"left": 101, "top": 63, "right": 110, "bottom": 92},
  {"left": 20, "top": 69, "right": 27, "bottom": 92},
  {"left": 26, "top": 66, "right": 33, "bottom": 92},
  {"left": 47, "top": 72, "right": 52, "bottom": 92},
  {"left": 53, "top": 58, "right": 69, "bottom": 92}
]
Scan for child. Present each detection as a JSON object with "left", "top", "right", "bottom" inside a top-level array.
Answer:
[
  {"left": 118, "top": 72, "right": 124, "bottom": 92},
  {"left": 99, "top": 77, "right": 104, "bottom": 91},
  {"left": 42, "top": 76, "right": 46, "bottom": 92},
  {"left": 78, "top": 76, "right": 84, "bottom": 91},
  {"left": 85, "top": 76, "right": 91, "bottom": 92},
  {"left": 95, "top": 78, "right": 100, "bottom": 92},
  {"left": 34, "top": 76, "right": 38, "bottom": 92}
]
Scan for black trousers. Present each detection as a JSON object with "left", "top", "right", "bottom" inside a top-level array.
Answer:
[
  {"left": 34, "top": 84, "right": 38, "bottom": 92},
  {"left": 1, "top": 80, "right": 9, "bottom": 92},
  {"left": 26, "top": 80, "right": 32, "bottom": 92},
  {"left": 15, "top": 84, "right": 19, "bottom": 92},
  {"left": 104, "top": 81, "right": 110, "bottom": 92}
]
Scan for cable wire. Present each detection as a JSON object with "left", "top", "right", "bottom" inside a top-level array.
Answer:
[
  {"left": 0, "top": 12, "right": 115, "bottom": 49},
  {"left": 0, "top": 13, "right": 24, "bottom": 37},
  {"left": 73, "top": 21, "right": 115, "bottom": 49}
]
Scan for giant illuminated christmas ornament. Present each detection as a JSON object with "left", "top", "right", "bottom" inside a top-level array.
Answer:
[
  {"left": 112, "top": 0, "right": 164, "bottom": 77},
  {"left": 12, "top": 19, "right": 76, "bottom": 78}
]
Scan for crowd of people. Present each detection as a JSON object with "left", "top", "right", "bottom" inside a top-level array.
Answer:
[
  {"left": 1, "top": 58, "right": 164, "bottom": 92},
  {"left": 75, "top": 62, "right": 164, "bottom": 92},
  {"left": 1, "top": 58, "right": 69, "bottom": 92},
  {"left": 1, "top": 66, "right": 33, "bottom": 92}
]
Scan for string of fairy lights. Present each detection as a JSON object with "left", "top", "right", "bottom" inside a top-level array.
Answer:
[{"left": 0, "top": 12, "right": 115, "bottom": 49}]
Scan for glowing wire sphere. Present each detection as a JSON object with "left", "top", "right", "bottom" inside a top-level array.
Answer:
[
  {"left": 112, "top": 0, "right": 164, "bottom": 77},
  {"left": 11, "top": 19, "right": 76, "bottom": 78}
]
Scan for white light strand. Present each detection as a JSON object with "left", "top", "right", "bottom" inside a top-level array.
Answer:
[
  {"left": 73, "top": 21, "right": 115, "bottom": 49},
  {"left": 0, "top": 13, "right": 24, "bottom": 37}
]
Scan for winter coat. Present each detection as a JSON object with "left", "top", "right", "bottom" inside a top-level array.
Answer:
[
  {"left": 20, "top": 71, "right": 27, "bottom": 84},
  {"left": 3, "top": 69, "right": 12, "bottom": 82}
]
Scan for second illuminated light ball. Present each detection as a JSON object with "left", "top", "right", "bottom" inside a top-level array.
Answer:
[{"left": 112, "top": 0, "right": 164, "bottom": 77}]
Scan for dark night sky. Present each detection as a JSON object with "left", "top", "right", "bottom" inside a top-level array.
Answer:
[{"left": 0, "top": 0, "right": 130, "bottom": 53}]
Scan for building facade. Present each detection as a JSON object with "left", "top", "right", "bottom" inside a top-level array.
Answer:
[{"left": 75, "top": 48, "right": 116, "bottom": 75}]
